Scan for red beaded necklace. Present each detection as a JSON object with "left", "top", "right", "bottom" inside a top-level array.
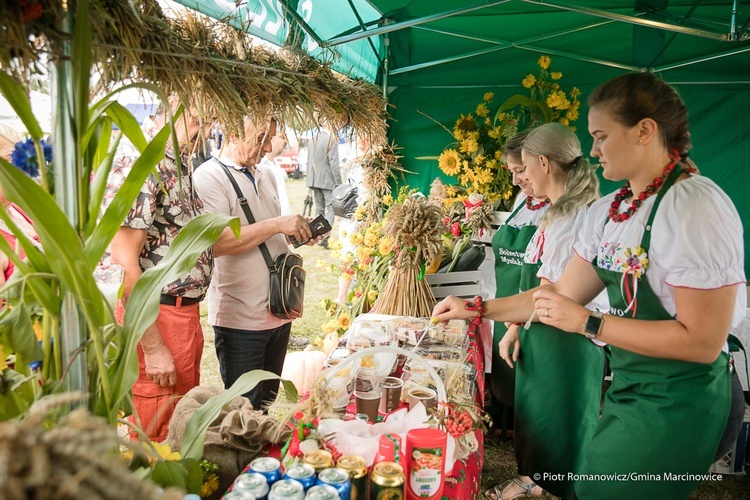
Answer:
[
  {"left": 526, "top": 196, "right": 550, "bottom": 211},
  {"left": 608, "top": 152, "right": 692, "bottom": 223}
]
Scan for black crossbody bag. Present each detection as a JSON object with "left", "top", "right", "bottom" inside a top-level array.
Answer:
[{"left": 217, "top": 161, "right": 305, "bottom": 320}]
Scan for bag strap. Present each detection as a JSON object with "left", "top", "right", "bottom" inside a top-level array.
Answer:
[{"left": 215, "top": 159, "right": 275, "bottom": 270}]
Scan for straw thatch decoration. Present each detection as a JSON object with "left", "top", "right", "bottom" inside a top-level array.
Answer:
[
  {"left": 360, "top": 142, "right": 411, "bottom": 223},
  {"left": 0, "top": 0, "right": 388, "bottom": 142},
  {"left": 371, "top": 196, "right": 444, "bottom": 317},
  {"left": 0, "top": 392, "right": 184, "bottom": 500}
]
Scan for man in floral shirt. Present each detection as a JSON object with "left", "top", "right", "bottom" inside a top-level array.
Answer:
[{"left": 106, "top": 102, "right": 212, "bottom": 442}]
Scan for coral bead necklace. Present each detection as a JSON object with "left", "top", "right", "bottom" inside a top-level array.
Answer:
[
  {"left": 526, "top": 196, "right": 550, "bottom": 211},
  {"left": 608, "top": 152, "right": 694, "bottom": 223}
]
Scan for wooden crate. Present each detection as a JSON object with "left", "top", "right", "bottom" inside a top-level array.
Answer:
[{"left": 426, "top": 270, "right": 482, "bottom": 300}]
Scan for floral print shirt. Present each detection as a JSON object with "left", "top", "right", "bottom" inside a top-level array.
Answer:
[{"left": 103, "top": 147, "right": 212, "bottom": 298}]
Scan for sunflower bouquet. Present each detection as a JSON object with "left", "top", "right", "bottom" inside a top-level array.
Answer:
[{"left": 437, "top": 55, "right": 582, "bottom": 210}]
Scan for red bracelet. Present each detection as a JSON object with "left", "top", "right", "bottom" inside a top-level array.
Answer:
[{"left": 464, "top": 295, "right": 485, "bottom": 319}]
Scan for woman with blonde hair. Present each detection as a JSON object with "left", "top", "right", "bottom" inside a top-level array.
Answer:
[{"left": 485, "top": 122, "right": 606, "bottom": 499}]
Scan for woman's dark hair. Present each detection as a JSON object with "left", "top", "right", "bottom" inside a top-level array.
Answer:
[
  {"left": 588, "top": 73, "right": 694, "bottom": 159},
  {"left": 502, "top": 129, "right": 532, "bottom": 164}
]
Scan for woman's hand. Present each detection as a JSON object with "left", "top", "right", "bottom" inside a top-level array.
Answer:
[
  {"left": 431, "top": 295, "right": 475, "bottom": 323},
  {"left": 531, "top": 288, "right": 590, "bottom": 334},
  {"left": 499, "top": 324, "right": 520, "bottom": 368}
]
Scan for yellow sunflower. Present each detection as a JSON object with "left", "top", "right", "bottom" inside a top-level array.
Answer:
[
  {"left": 483, "top": 92, "right": 495, "bottom": 102},
  {"left": 522, "top": 74, "right": 536, "bottom": 88},
  {"left": 438, "top": 149, "right": 462, "bottom": 176},
  {"left": 551, "top": 71, "right": 563, "bottom": 80},
  {"left": 455, "top": 113, "right": 478, "bottom": 133},
  {"left": 337, "top": 312, "right": 351, "bottom": 330},
  {"left": 538, "top": 55, "right": 551, "bottom": 69},
  {"left": 475, "top": 103, "right": 489, "bottom": 117}
]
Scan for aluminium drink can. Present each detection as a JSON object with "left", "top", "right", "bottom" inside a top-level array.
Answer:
[
  {"left": 268, "top": 479, "right": 305, "bottom": 500},
  {"left": 369, "top": 462, "right": 404, "bottom": 500},
  {"left": 283, "top": 463, "right": 317, "bottom": 491},
  {"left": 250, "top": 457, "right": 283, "bottom": 485},
  {"left": 337, "top": 455, "right": 368, "bottom": 500},
  {"left": 316, "top": 467, "right": 352, "bottom": 500},
  {"left": 233, "top": 471, "right": 270, "bottom": 499},
  {"left": 302, "top": 450, "right": 335, "bottom": 473}
]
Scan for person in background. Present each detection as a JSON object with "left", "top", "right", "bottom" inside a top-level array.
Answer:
[
  {"left": 0, "top": 124, "right": 41, "bottom": 290},
  {"left": 488, "top": 129, "right": 547, "bottom": 431},
  {"left": 435, "top": 73, "right": 745, "bottom": 499},
  {"left": 258, "top": 130, "right": 291, "bottom": 215},
  {"left": 193, "top": 117, "right": 323, "bottom": 410},
  {"left": 306, "top": 121, "right": 341, "bottom": 248},
  {"left": 106, "top": 101, "right": 212, "bottom": 442},
  {"left": 336, "top": 136, "right": 370, "bottom": 304}
]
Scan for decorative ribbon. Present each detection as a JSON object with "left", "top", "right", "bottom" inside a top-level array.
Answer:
[
  {"left": 528, "top": 229, "right": 545, "bottom": 264},
  {"left": 620, "top": 270, "right": 638, "bottom": 317}
]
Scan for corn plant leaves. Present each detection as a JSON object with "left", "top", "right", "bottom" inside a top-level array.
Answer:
[
  {"left": 151, "top": 460, "right": 188, "bottom": 491},
  {"left": 105, "top": 213, "right": 239, "bottom": 421},
  {"left": 0, "top": 303, "right": 42, "bottom": 362},
  {"left": 104, "top": 102, "right": 149, "bottom": 153},
  {"left": 0, "top": 73, "right": 43, "bottom": 141},
  {"left": 85, "top": 123, "right": 170, "bottom": 268},
  {"left": 0, "top": 201, "right": 50, "bottom": 274},
  {"left": 84, "top": 121, "right": 118, "bottom": 239},
  {"left": 180, "top": 370, "right": 298, "bottom": 461},
  {"left": 0, "top": 159, "right": 107, "bottom": 329},
  {"left": 72, "top": 0, "right": 93, "bottom": 143}
]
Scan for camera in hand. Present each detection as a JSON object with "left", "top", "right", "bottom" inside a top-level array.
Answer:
[{"left": 289, "top": 214, "right": 332, "bottom": 248}]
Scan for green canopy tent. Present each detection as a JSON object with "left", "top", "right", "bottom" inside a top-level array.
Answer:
[{"left": 176, "top": 0, "right": 750, "bottom": 272}]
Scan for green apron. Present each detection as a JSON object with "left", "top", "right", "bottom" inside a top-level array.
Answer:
[
  {"left": 515, "top": 226, "right": 604, "bottom": 499},
  {"left": 576, "top": 166, "right": 731, "bottom": 499},
  {"left": 490, "top": 201, "right": 540, "bottom": 406}
]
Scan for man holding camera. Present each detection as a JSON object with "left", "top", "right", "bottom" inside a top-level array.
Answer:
[{"left": 193, "top": 117, "right": 323, "bottom": 409}]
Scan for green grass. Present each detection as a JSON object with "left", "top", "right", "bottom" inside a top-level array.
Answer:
[{"left": 200, "top": 175, "right": 750, "bottom": 499}]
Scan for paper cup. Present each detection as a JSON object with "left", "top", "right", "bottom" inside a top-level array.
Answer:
[
  {"left": 408, "top": 386, "right": 437, "bottom": 412},
  {"left": 378, "top": 377, "right": 404, "bottom": 414},
  {"left": 354, "top": 390, "right": 382, "bottom": 423}
]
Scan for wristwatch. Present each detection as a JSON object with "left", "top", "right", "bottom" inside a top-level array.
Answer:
[{"left": 584, "top": 310, "right": 604, "bottom": 339}]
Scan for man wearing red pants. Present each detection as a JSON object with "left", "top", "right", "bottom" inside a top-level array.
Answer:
[{"left": 106, "top": 102, "right": 212, "bottom": 442}]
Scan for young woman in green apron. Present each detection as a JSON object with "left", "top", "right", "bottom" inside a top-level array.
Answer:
[
  {"left": 433, "top": 73, "right": 746, "bottom": 499},
  {"left": 490, "top": 132, "right": 548, "bottom": 412},
  {"left": 495, "top": 123, "right": 605, "bottom": 500},
  {"left": 487, "top": 132, "right": 549, "bottom": 499}
]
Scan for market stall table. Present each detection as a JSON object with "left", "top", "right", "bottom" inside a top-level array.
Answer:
[{"left": 228, "top": 320, "right": 487, "bottom": 498}]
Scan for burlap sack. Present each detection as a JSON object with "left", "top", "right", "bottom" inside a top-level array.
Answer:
[{"left": 166, "top": 386, "right": 291, "bottom": 499}]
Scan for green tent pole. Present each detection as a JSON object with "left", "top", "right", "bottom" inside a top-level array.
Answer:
[
  {"left": 50, "top": 5, "right": 87, "bottom": 398},
  {"left": 382, "top": 31, "right": 389, "bottom": 100}
]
